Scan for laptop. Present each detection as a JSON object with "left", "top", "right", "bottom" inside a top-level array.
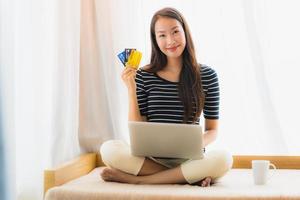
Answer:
[{"left": 128, "top": 121, "right": 203, "bottom": 160}]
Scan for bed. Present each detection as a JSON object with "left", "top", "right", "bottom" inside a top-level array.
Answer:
[{"left": 44, "top": 154, "right": 300, "bottom": 200}]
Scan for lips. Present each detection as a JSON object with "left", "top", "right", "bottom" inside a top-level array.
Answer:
[{"left": 166, "top": 45, "right": 180, "bottom": 52}]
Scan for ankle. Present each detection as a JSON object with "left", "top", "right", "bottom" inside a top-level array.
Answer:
[
  {"left": 127, "top": 177, "right": 140, "bottom": 184},
  {"left": 131, "top": 175, "right": 147, "bottom": 184}
]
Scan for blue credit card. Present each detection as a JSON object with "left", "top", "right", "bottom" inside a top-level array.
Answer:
[
  {"left": 125, "top": 48, "right": 136, "bottom": 62},
  {"left": 117, "top": 51, "right": 126, "bottom": 66}
]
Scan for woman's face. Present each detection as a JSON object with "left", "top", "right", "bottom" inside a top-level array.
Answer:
[{"left": 155, "top": 17, "right": 186, "bottom": 59}]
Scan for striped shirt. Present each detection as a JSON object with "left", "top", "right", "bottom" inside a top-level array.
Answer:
[{"left": 135, "top": 65, "right": 219, "bottom": 124}]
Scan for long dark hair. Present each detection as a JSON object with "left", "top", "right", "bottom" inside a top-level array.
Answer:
[{"left": 146, "top": 7, "right": 205, "bottom": 124}]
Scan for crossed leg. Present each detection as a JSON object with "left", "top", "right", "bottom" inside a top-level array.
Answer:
[{"left": 100, "top": 157, "right": 213, "bottom": 187}]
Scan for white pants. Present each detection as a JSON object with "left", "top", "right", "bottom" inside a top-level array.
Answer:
[{"left": 100, "top": 140, "right": 233, "bottom": 184}]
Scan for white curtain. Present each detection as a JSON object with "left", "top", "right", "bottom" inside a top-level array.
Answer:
[
  {"left": 1, "top": 0, "right": 16, "bottom": 199},
  {"left": 79, "top": 0, "right": 125, "bottom": 152},
  {"left": 7, "top": 0, "right": 81, "bottom": 199},
  {"left": 88, "top": 0, "right": 300, "bottom": 155},
  {"left": 1, "top": 0, "right": 300, "bottom": 199}
]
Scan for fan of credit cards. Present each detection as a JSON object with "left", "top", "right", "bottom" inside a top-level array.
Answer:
[{"left": 117, "top": 48, "right": 142, "bottom": 69}]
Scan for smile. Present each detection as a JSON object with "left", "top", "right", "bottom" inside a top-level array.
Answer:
[{"left": 166, "top": 45, "right": 180, "bottom": 52}]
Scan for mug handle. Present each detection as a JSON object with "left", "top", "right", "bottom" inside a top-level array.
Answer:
[{"left": 268, "top": 163, "right": 276, "bottom": 180}]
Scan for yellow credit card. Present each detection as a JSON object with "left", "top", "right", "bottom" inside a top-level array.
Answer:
[{"left": 126, "top": 50, "right": 142, "bottom": 69}]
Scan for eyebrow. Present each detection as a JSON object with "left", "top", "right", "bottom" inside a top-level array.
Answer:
[{"left": 156, "top": 26, "right": 180, "bottom": 33}]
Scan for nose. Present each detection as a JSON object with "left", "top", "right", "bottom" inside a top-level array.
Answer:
[{"left": 166, "top": 35, "right": 176, "bottom": 46}]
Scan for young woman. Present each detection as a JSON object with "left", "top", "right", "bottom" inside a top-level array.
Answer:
[{"left": 100, "top": 7, "right": 232, "bottom": 187}]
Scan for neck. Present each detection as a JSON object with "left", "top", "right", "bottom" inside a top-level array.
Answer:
[{"left": 165, "top": 57, "right": 183, "bottom": 73}]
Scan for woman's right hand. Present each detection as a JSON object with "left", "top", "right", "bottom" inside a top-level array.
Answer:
[{"left": 121, "top": 66, "right": 137, "bottom": 94}]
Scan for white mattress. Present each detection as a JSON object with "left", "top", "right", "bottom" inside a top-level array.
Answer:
[{"left": 45, "top": 167, "right": 300, "bottom": 200}]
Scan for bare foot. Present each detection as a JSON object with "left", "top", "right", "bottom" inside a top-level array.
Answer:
[
  {"left": 194, "top": 177, "right": 213, "bottom": 187},
  {"left": 100, "top": 167, "right": 213, "bottom": 187},
  {"left": 100, "top": 167, "right": 139, "bottom": 184}
]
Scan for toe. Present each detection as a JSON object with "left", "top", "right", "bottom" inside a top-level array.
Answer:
[
  {"left": 205, "top": 177, "right": 212, "bottom": 187},
  {"left": 101, "top": 168, "right": 113, "bottom": 180},
  {"left": 102, "top": 168, "right": 110, "bottom": 176},
  {"left": 200, "top": 177, "right": 212, "bottom": 187}
]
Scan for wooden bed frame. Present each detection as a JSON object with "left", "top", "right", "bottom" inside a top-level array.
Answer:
[{"left": 44, "top": 154, "right": 300, "bottom": 195}]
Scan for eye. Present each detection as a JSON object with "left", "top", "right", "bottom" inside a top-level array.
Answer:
[
  {"left": 173, "top": 30, "right": 179, "bottom": 34},
  {"left": 159, "top": 34, "right": 166, "bottom": 38}
]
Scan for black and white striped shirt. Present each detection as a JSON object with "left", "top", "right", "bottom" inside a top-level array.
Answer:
[{"left": 135, "top": 65, "right": 219, "bottom": 124}]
